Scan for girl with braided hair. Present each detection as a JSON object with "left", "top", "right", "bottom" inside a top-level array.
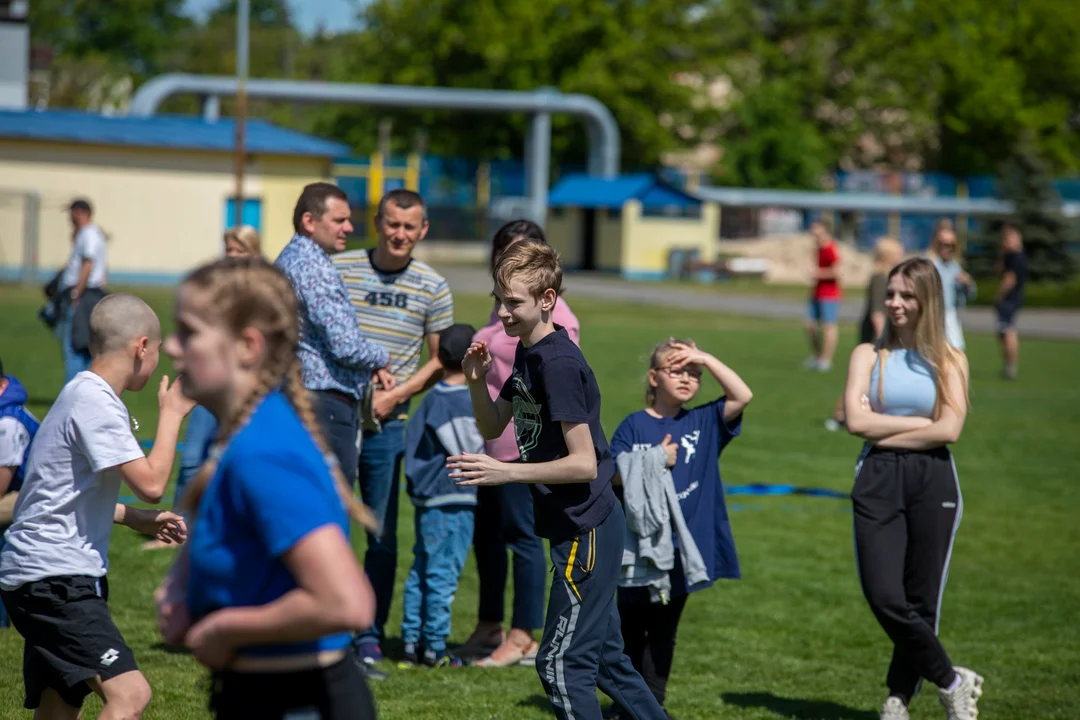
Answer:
[{"left": 155, "top": 257, "right": 379, "bottom": 719}]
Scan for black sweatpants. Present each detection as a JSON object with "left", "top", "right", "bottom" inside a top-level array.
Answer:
[
  {"left": 474, "top": 482, "right": 547, "bottom": 631},
  {"left": 853, "top": 447, "right": 962, "bottom": 704},
  {"left": 618, "top": 594, "right": 688, "bottom": 707},
  {"left": 538, "top": 503, "right": 666, "bottom": 720}
]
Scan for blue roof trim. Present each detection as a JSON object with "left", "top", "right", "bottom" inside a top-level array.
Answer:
[
  {"left": 548, "top": 173, "right": 701, "bottom": 209},
  {"left": 0, "top": 109, "right": 350, "bottom": 158}
]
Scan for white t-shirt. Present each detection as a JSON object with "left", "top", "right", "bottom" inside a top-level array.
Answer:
[
  {"left": 0, "top": 372, "right": 144, "bottom": 590},
  {"left": 60, "top": 223, "right": 108, "bottom": 290},
  {"left": 0, "top": 416, "right": 30, "bottom": 470}
]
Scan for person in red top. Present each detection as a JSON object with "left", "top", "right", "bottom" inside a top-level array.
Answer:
[{"left": 804, "top": 219, "right": 843, "bottom": 371}]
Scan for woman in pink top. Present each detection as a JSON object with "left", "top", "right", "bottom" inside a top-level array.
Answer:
[{"left": 458, "top": 220, "right": 581, "bottom": 668}]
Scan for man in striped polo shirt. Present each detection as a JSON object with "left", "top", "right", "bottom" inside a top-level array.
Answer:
[{"left": 333, "top": 189, "right": 454, "bottom": 672}]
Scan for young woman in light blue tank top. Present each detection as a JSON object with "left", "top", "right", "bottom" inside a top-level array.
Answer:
[{"left": 842, "top": 258, "right": 983, "bottom": 720}]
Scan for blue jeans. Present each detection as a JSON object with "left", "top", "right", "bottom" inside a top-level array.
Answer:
[
  {"left": 400, "top": 505, "right": 475, "bottom": 654},
  {"left": 354, "top": 418, "right": 406, "bottom": 646},
  {"left": 55, "top": 304, "right": 91, "bottom": 385},
  {"left": 172, "top": 405, "right": 219, "bottom": 511}
]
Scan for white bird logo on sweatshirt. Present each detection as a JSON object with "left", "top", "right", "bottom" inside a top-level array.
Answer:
[{"left": 680, "top": 430, "right": 700, "bottom": 464}]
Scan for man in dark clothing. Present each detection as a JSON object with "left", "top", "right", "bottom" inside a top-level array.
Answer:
[{"left": 995, "top": 223, "right": 1028, "bottom": 380}]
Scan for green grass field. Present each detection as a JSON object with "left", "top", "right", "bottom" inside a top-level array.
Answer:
[{"left": 0, "top": 281, "right": 1076, "bottom": 720}]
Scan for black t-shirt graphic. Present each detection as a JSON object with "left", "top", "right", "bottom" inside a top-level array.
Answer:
[{"left": 499, "top": 326, "right": 616, "bottom": 541}]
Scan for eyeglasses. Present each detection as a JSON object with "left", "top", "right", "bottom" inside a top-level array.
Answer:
[
  {"left": 939, "top": 242, "right": 956, "bottom": 249},
  {"left": 655, "top": 366, "right": 702, "bottom": 381}
]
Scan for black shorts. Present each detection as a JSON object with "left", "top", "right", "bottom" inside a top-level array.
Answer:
[
  {"left": 995, "top": 302, "right": 1021, "bottom": 332},
  {"left": 210, "top": 653, "right": 377, "bottom": 720},
  {"left": 0, "top": 575, "right": 138, "bottom": 710}
]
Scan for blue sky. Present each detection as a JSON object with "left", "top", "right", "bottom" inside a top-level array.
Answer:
[{"left": 183, "top": 0, "right": 367, "bottom": 35}]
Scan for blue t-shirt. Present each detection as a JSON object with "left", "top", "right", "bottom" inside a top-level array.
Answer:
[
  {"left": 499, "top": 326, "right": 616, "bottom": 542},
  {"left": 186, "top": 391, "right": 351, "bottom": 657},
  {"left": 610, "top": 397, "right": 743, "bottom": 598}
]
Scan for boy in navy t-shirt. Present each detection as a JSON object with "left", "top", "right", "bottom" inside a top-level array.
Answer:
[
  {"left": 449, "top": 242, "right": 666, "bottom": 720},
  {"left": 400, "top": 323, "right": 484, "bottom": 668}
]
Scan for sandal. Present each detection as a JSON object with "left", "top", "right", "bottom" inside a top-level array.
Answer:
[
  {"left": 517, "top": 640, "right": 540, "bottom": 666},
  {"left": 475, "top": 644, "right": 525, "bottom": 668},
  {"left": 456, "top": 628, "right": 505, "bottom": 658}
]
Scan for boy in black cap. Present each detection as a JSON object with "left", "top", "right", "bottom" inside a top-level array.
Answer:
[{"left": 400, "top": 323, "right": 484, "bottom": 667}]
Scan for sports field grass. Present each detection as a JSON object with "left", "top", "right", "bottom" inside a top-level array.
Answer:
[{"left": 0, "top": 281, "right": 1076, "bottom": 719}]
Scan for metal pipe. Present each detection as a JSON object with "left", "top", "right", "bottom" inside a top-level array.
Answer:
[
  {"left": 202, "top": 95, "right": 220, "bottom": 122},
  {"left": 21, "top": 191, "right": 40, "bottom": 283},
  {"left": 527, "top": 110, "right": 552, "bottom": 226},
  {"left": 129, "top": 74, "right": 621, "bottom": 177},
  {"left": 233, "top": 0, "right": 250, "bottom": 228}
]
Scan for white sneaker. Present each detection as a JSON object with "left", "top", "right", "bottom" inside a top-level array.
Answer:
[
  {"left": 939, "top": 667, "right": 984, "bottom": 720},
  {"left": 880, "top": 697, "right": 909, "bottom": 720},
  {"left": 824, "top": 418, "right": 843, "bottom": 432},
  {"left": 803, "top": 356, "right": 820, "bottom": 370}
]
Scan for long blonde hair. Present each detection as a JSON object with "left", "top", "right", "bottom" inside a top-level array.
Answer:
[
  {"left": 875, "top": 257, "right": 968, "bottom": 417},
  {"left": 224, "top": 225, "right": 262, "bottom": 256},
  {"left": 644, "top": 337, "right": 694, "bottom": 406},
  {"left": 872, "top": 236, "right": 904, "bottom": 275},
  {"left": 927, "top": 223, "right": 959, "bottom": 263},
  {"left": 179, "top": 257, "right": 377, "bottom": 532}
]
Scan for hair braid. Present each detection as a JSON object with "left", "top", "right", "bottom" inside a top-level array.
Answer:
[
  {"left": 180, "top": 368, "right": 278, "bottom": 516},
  {"left": 283, "top": 359, "right": 379, "bottom": 533}
]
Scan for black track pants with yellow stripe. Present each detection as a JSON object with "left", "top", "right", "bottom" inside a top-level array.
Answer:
[{"left": 537, "top": 502, "right": 667, "bottom": 720}]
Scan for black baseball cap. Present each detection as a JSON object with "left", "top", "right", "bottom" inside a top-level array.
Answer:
[
  {"left": 68, "top": 198, "right": 92, "bottom": 213},
  {"left": 438, "top": 323, "right": 477, "bottom": 371}
]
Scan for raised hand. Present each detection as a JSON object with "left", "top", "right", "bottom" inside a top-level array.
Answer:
[
  {"left": 159, "top": 374, "right": 196, "bottom": 417},
  {"left": 665, "top": 342, "right": 709, "bottom": 370},
  {"left": 462, "top": 342, "right": 493, "bottom": 383},
  {"left": 660, "top": 434, "right": 678, "bottom": 467}
]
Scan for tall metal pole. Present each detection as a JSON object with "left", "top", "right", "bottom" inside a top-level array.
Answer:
[{"left": 233, "top": 0, "right": 250, "bottom": 228}]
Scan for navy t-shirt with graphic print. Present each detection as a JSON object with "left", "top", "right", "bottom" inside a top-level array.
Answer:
[
  {"left": 611, "top": 397, "right": 743, "bottom": 599},
  {"left": 499, "top": 326, "right": 616, "bottom": 542}
]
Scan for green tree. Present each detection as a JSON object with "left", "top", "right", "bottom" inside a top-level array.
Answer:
[
  {"left": 29, "top": 0, "right": 192, "bottom": 108},
  {"left": 314, "top": 0, "right": 716, "bottom": 169},
  {"left": 969, "top": 141, "right": 1078, "bottom": 283}
]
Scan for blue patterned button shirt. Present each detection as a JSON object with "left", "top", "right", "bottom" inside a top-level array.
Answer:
[{"left": 275, "top": 234, "right": 389, "bottom": 398}]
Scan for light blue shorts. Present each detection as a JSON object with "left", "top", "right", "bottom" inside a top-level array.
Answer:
[{"left": 807, "top": 298, "right": 840, "bottom": 325}]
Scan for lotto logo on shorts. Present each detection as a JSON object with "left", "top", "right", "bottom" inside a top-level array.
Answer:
[{"left": 100, "top": 649, "right": 120, "bottom": 667}]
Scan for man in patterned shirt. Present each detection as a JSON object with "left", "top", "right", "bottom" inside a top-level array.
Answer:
[
  {"left": 275, "top": 182, "right": 390, "bottom": 491},
  {"left": 334, "top": 189, "right": 454, "bottom": 670}
]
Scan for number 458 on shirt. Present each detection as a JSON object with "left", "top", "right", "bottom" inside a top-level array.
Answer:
[{"left": 365, "top": 291, "right": 408, "bottom": 309}]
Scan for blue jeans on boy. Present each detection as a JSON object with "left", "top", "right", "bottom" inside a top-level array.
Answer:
[
  {"left": 172, "top": 405, "right": 218, "bottom": 511},
  {"left": 354, "top": 418, "right": 406, "bottom": 649},
  {"left": 55, "top": 304, "right": 90, "bottom": 385},
  {"left": 401, "top": 505, "right": 475, "bottom": 655}
]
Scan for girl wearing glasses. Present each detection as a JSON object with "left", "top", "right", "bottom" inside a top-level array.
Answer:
[
  {"left": 927, "top": 224, "right": 975, "bottom": 350},
  {"left": 606, "top": 339, "right": 752, "bottom": 716}
]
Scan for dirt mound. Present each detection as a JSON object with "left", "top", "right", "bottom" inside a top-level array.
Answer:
[{"left": 722, "top": 235, "right": 874, "bottom": 288}]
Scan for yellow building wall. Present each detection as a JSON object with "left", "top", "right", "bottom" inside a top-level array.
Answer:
[
  {"left": 545, "top": 208, "right": 582, "bottom": 268},
  {"left": 256, "top": 156, "right": 336, "bottom": 261},
  {"left": 595, "top": 209, "right": 623, "bottom": 271},
  {"left": 620, "top": 200, "right": 720, "bottom": 279},
  {"left": 0, "top": 141, "right": 337, "bottom": 281},
  {"left": 0, "top": 140, "right": 261, "bottom": 280}
]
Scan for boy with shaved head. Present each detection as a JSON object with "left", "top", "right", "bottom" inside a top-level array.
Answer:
[{"left": 0, "top": 293, "right": 193, "bottom": 719}]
